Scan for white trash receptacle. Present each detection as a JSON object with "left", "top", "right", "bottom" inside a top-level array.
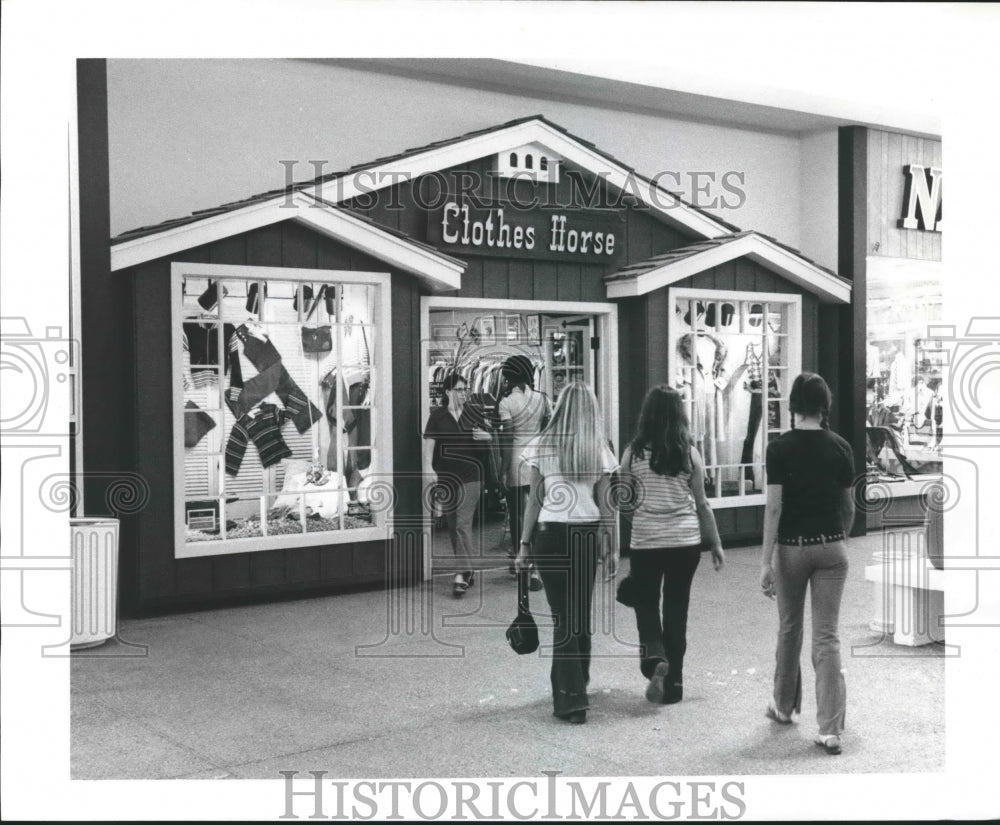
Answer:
[{"left": 70, "top": 518, "right": 120, "bottom": 650}]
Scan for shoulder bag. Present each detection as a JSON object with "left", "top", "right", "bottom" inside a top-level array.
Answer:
[
  {"left": 506, "top": 568, "right": 539, "bottom": 654},
  {"left": 301, "top": 286, "right": 332, "bottom": 353}
]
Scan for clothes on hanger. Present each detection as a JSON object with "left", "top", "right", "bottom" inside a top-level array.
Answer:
[{"left": 225, "top": 403, "right": 293, "bottom": 476}]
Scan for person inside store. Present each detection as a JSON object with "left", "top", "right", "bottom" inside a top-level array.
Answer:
[
  {"left": 423, "top": 372, "right": 493, "bottom": 597},
  {"left": 514, "top": 381, "right": 619, "bottom": 724},
  {"left": 759, "top": 372, "right": 856, "bottom": 756},
  {"left": 618, "top": 385, "right": 725, "bottom": 705},
  {"left": 498, "top": 354, "right": 550, "bottom": 593}
]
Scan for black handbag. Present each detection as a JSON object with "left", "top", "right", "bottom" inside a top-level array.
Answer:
[
  {"left": 300, "top": 287, "right": 332, "bottom": 353},
  {"left": 615, "top": 573, "right": 641, "bottom": 608},
  {"left": 506, "top": 569, "right": 539, "bottom": 655}
]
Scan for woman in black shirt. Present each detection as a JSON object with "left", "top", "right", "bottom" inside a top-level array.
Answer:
[
  {"left": 760, "top": 373, "right": 856, "bottom": 755},
  {"left": 424, "top": 373, "right": 492, "bottom": 597}
]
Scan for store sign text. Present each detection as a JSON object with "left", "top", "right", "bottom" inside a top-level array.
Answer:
[
  {"left": 898, "top": 164, "right": 942, "bottom": 232},
  {"left": 429, "top": 201, "right": 624, "bottom": 263}
]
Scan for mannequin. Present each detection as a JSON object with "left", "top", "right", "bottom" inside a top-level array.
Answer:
[
  {"left": 727, "top": 321, "right": 779, "bottom": 489},
  {"left": 675, "top": 322, "right": 728, "bottom": 490}
]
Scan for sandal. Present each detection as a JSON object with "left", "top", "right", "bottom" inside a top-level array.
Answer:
[
  {"left": 765, "top": 700, "right": 792, "bottom": 724},
  {"left": 814, "top": 734, "right": 842, "bottom": 755}
]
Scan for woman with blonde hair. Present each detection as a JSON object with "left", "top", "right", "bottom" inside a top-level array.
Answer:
[
  {"left": 515, "top": 381, "right": 619, "bottom": 724},
  {"left": 620, "top": 385, "right": 724, "bottom": 706}
]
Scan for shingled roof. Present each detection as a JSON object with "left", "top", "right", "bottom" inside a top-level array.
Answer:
[
  {"left": 112, "top": 114, "right": 740, "bottom": 247},
  {"left": 604, "top": 230, "right": 850, "bottom": 303}
]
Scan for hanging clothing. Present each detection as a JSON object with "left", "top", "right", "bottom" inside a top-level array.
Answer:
[
  {"left": 183, "top": 322, "right": 241, "bottom": 388},
  {"left": 226, "top": 362, "right": 321, "bottom": 434},
  {"left": 225, "top": 403, "right": 293, "bottom": 476},
  {"left": 231, "top": 322, "right": 282, "bottom": 373}
]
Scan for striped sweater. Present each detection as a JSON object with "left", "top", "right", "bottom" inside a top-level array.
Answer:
[
  {"left": 627, "top": 451, "right": 701, "bottom": 549},
  {"left": 225, "top": 403, "right": 292, "bottom": 476}
]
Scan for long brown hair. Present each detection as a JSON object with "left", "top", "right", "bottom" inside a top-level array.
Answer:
[{"left": 629, "top": 385, "right": 691, "bottom": 476}]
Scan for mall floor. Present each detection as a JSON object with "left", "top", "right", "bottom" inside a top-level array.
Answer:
[{"left": 71, "top": 525, "right": 945, "bottom": 780}]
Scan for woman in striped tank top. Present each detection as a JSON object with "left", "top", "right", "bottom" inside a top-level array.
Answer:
[{"left": 621, "top": 385, "right": 725, "bottom": 704}]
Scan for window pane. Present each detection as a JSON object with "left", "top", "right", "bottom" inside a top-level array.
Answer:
[
  {"left": 673, "top": 294, "right": 797, "bottom": 500},
  {"left": 180, "top": 273, "right": 381, "bottom": 550}
]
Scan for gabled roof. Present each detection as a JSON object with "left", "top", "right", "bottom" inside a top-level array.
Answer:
[
  {"left": 604, "top": 231, "right": 851, "bottom": 304},
  {"left": 111, "top": 191, "right": 466, "bottom": 293},
  {"left": 111, "top": 115, "right": 740, "bottom": 271}
]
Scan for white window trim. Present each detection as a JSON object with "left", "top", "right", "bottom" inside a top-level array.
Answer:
[
  {"left": 171, "top": 262, "right": 393, "bottom": 559},
  {"left": 419, "top": 296, "right": 620, "bottom": 580},
  {"left": 668, "top": 287, "right": 802, "bottom": 510}
]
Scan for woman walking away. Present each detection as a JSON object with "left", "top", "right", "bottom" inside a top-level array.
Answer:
[
  {"left": 620, "top": 385, "right": 724, "bottom": 706},
  {"left": 423, "top": 372, "right": 492, "bottom": 597},
  {"left": 498, "top": 354, "right": 550, "bottom": 593},
  {"left": 760, "top": 372, "right": 856, "bottom": 755},
  {"left": 515, "top": 381, "right": 619, "bottom": 724}
]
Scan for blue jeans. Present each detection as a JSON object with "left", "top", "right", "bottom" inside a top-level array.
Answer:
[
  {"left": 773, "top": 539, "right": 848, "bottom": 736},
  {"left": 531, "top": 522, "right": 600, "bottom": 717}
]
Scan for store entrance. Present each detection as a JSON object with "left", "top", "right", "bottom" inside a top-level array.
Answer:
[{"left": 420, "top": 298, "right": 617, "bottom": 583}]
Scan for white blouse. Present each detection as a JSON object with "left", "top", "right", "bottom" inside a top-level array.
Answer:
[{"left": 521, "top": 438, "right": 619, "bottom": 522}]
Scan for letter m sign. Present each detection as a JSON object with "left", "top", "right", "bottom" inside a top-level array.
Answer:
[{"left": 898, "top": 164, "right": 943, "bottom": 232}]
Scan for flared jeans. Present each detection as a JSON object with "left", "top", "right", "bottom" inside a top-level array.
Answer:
[
  {"left": 531, "top": 522, "right": 600, "bottom": 717},
  {"left": 773, "top": 539, "right": 848, "bottom": 736}
]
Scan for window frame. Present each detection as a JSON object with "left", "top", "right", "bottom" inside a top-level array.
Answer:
[
  {"left": 171, "top": 262, "right": 393, "bottom": 559},
  {"left": 667, "top": 287, "right": 802, "bottom": 509}
]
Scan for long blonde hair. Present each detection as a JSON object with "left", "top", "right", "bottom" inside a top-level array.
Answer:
[{"left": 537, "top": 381, "right": 608, "bottom": 478}]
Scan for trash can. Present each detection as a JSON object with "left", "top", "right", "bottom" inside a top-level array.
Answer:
[{"left": 70, "top": 518, "right": 120, "bottom": 650}]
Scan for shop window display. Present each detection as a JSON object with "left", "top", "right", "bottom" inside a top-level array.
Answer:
[
  {"left": 669, "top": 290, "right": 801, "bottom": 505},
  {"left": 174, "top": 269, "right": 385, "bottom": 556},
  {"left": 865, "top": 265, "right": 944, "bottom": 475}
]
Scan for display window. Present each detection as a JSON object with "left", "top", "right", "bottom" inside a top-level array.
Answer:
[
  {"left": 668, "top": 288, "right": 802, "bottom": 507},
  {"left": 865, "top": 262, "right": 944, "bottom": 471},
  {"left": 171, "top": 263, "right": 391, "bottom": 558}
]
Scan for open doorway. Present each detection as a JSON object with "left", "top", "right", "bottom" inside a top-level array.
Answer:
[{"left": 419, "top": 297, "right": 618, "bottom": 584}]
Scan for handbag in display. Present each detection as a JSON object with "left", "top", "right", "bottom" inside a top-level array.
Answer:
[
  {"left": 300, "top": 287, "right": 332, "bottom": 353},
  {"left": 506, "top": 568, "right": 539, "bottom": 655}
]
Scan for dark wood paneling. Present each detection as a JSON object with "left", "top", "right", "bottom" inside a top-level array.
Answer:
[
  {"left": 458, "top": 258, "right": 484, "bottom": 298},
  {"left": 580, "top": 264, "right": 607, "bottom": 303},
  {"left": 532, "top": 261, "right": 560, "bottom": 301},
  {"left": 246, "top": 225, "right": 284, "bottom": 267},
  {"left": 556, "top": 263, "right": 582, "bottom": 301},
  {"left": 280, "top": 222, "right": 320, "bottom": 269},
  {"left": 645, "top": 288, "right": 671, "bottom": 388},
  {"left": 508, "top": 260, "right": 533, "bottom": 297},
  {"left": 209, "top": 234, "right": 248, "bottom": 265},
  {"left": 482, "top": 258, "right": 509, "bottom": 299},
  {"left": 839, "top": 126, "right": 869, "bottom": 534},
  {"left": 132, "top": 258, "right": 177, "bottom": 600}
]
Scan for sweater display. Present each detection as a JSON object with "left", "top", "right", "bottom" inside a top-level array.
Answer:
[{"left": 225, "top": 403, "right": 293, "bottom": 476}]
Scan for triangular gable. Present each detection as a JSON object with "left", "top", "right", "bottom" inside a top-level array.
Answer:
[
  {"left": 604, "top": 231, "right": 851, "bottom": 303},
  {"left": 110, "top": 191, "right": 466, "bottom": 292},
  {"left": 306, "top": 116, "right": 735, "bottom": 240}
]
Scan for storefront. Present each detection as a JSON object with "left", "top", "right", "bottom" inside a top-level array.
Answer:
[
  {"left": 94, "top": 112, "right": 853, "bottom": 614},
  {"left": 859, "top": 129, "right": 943, "bottom": 525}
]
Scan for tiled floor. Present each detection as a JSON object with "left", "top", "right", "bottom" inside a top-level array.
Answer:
[{"left": 72, "top": 532, "right": 946, "bottom": 779}]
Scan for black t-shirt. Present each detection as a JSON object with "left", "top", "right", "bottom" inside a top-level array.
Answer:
[
  {"left": 423, "top": 405, "right": 487, "bottom": 484},
  {"left": 765, "top": 428, "right": 856, "bottom": 537}
]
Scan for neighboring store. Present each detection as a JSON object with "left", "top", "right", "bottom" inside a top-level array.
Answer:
[{"left": 859, "top": 129, "right": 943, "bottom": 525}]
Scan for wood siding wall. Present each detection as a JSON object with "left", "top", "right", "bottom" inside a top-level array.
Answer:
[
  {"left": 113, "top": 155, "right": 841, "bottom": 609},
  {"left": 867, "top": 129, "right": 942, "bottom": 261},
  {"left": 618, "top": 260, "right": 821, "bottom": 543},
  {"left": 125, "top": 223, "right": 422, "bottom": 613}
]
